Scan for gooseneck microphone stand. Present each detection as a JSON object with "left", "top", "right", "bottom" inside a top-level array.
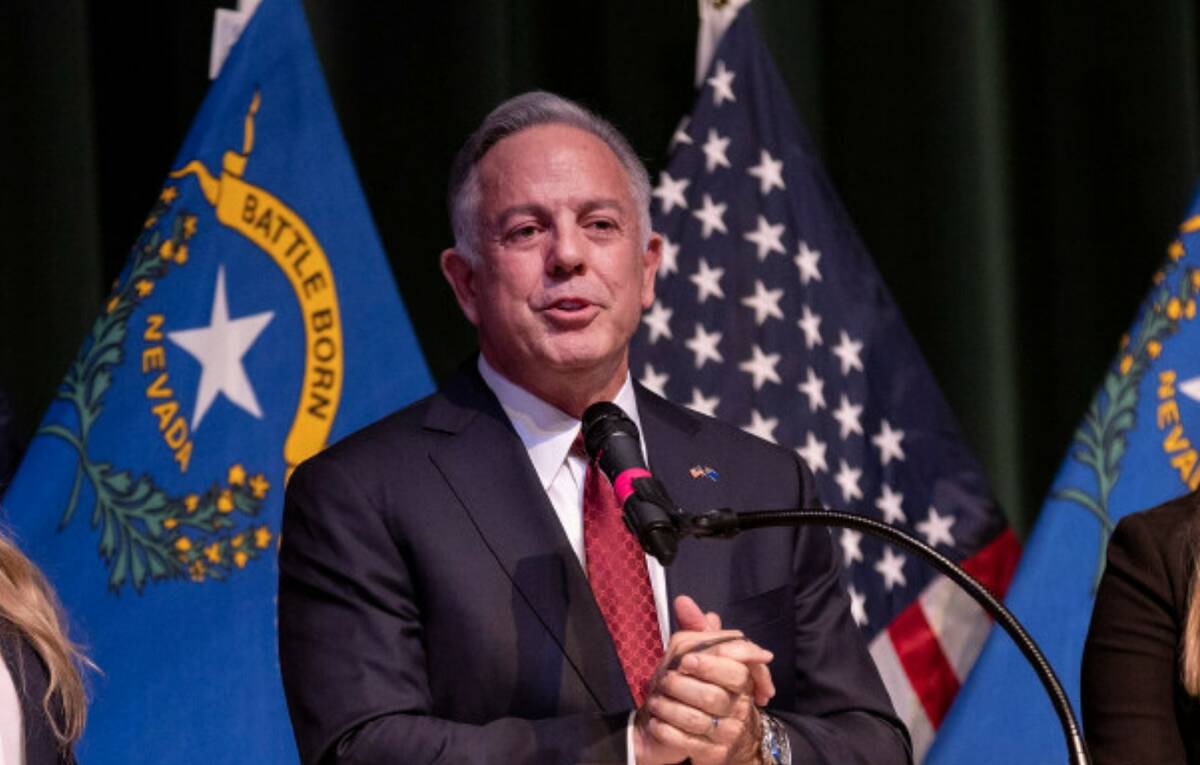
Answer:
[
  {"left": 579, "top": 401, "right": 1089, "bottom": 764},
  {"left": 681, "top": 506, "right": 1091, "bottom": 765}
]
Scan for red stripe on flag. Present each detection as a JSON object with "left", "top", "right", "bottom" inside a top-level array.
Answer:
[
  {"left": 888, "top": 604, "right": 960, "bottom": 727},
  {"left": 886, "top": 530, "right": 1022, "bottom": 728},
  {"left": 961, "top": 528, "right": 1021, "bottom": 598}
]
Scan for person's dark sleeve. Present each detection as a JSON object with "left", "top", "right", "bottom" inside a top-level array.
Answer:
[
  {"left": 1082, "top": 511, "right": 1189, "bottom": 764},
  {"left": 277, "top": 454, "right": 628, "bottom": 765},
  {"left": 771, "top": 455, "right": 913, "bottom": 764}
]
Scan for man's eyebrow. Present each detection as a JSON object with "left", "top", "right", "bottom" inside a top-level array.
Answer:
[
  {"left": 493, "top": 199, "right": 627, "bottom": 227},
  {"left": 493, "top": 204, "right": 546, "bottom": 227},
  {"left": 577, "top": 198, "right": 626, "bottom": 216}
]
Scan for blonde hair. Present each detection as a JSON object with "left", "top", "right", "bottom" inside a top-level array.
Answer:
[{"left": 0, "top": 531, "right": 91, "bottom": 747}]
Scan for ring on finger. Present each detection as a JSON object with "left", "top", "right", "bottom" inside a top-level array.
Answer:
[{"left": 709, "top": 716, "right": 720, "bottom": 736}]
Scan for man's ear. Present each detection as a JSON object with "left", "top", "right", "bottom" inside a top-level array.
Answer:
[
  {"left": 640, "top": 233, "right": 663, "bottom": 310},
  {"left": 440, "top": 248, "right": 481, "bottom": 326}
]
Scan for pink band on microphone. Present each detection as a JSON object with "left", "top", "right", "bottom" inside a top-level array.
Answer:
[{"left": 613, "top": 468, "right": 652, "bottom": 504}]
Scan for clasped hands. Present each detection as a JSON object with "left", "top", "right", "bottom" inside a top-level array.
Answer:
[{"left": 634, "top": 595, "right": 776, "bottom": 765}]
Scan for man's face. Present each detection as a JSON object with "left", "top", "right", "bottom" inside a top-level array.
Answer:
[{"left": 442, "top": 123, "right": 660, "bottom": 398}]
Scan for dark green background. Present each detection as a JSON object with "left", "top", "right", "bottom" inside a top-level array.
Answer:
[{"left": 2, "top": 1, "right": 1197, "bottom": 535}]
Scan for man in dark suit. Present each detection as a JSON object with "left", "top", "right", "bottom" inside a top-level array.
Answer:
[{"left": 278, "top": 91, "right": 910, "bottom": 765}]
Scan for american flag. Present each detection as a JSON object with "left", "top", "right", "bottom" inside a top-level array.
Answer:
[{"left": 630, "top": 8, "right": 1020, "bottom": 760}]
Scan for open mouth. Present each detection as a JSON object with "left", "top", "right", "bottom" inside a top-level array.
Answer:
[
  {"left": 548, "top": 298, "right": 590, "bottom": 312},
  {"left": 542, "top": 297, "right": 599, "bottom": 325}
]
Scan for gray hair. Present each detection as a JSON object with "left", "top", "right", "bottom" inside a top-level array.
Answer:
[{"left": 447, "top": 91, "right": 653, "bottom": 265}]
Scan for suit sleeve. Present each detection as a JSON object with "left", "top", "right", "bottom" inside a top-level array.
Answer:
[
  {"left": 277, "top": 454, "right": 629, "bottom": 765},
  {"left": 771, "top": 455, "right": 913, "bottom": 765},
  {"left": 1081, "top": 512, "right": 1189, "bottom": 764}
]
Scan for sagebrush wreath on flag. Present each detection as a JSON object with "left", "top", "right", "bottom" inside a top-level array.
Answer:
[{"left": 2, "top": 0, "right": 432, "bottom": 761}]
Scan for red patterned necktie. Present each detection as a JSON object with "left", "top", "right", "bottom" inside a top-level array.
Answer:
[{"left": 578, "top": 439, "right": 664, "bottom": 706}]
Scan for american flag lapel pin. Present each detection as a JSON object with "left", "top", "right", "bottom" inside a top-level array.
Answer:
[{"left": 688, "top": 464, "right": 719, "bottom": 481}]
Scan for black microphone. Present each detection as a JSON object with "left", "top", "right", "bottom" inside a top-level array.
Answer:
[{"left": 581, "top": 402, "right": 683, "bottom": 566}]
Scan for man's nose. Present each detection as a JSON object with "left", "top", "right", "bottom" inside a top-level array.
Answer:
[{"left": 546, "top": 224, "right": 587, "bottom": 275}]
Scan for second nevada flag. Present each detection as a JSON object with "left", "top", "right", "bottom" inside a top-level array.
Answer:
[{"left": 1, "top": 0, "right": 433, "bottom": 761}]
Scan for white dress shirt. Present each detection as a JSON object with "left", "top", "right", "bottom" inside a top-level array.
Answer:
[
  {"left": 478, "top": 357, "right": 671, "bottom": 761},
  {"left": 477, "top": 356, "right": 671, "bottom": 644}
]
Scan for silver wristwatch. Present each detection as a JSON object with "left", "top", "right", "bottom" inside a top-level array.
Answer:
[{"left": 759, "top": 712, "right": 792, "bottom": 765}]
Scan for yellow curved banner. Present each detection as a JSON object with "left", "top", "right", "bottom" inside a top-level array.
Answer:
[
  {"left": 214, "top": 174, "right": 344, "bottom": 472},
  {"left": 170, "top": 92, "right": 343, "bottom": 476}
]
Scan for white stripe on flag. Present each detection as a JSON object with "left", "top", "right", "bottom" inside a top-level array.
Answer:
[
  {"left": 918, "top": 574, "right": 991, "bottom": 682},
  {"left": 870, "top": 630, "right": 935, "bottom": 762}
]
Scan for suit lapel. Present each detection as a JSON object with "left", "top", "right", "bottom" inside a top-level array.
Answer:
[
  {"left": 424, "top": 368, "right": 632, "bottom": 712},
  {"left": 635, "top": 386, "right": 736, "bottom": 632}
]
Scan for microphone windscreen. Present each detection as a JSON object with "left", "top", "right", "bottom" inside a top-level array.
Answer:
[{"left": 580, "top": 401, "right": 638, "bottom": 461}]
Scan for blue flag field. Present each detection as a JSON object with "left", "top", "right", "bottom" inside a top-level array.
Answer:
[
  {"left": 927, "top": 190, "right": 1200, "bottom": 762},
  {"left": 1, "top": 0, "right": 432, "bottom": 761}
]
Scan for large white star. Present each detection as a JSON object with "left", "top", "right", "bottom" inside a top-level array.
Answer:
[
  {"left": 916, "top": 507, "right": 957, "bottom": 549},
  {"left": 742, "top": 409, "right": 778, "bottom": 443},
  {"left": 684, "top": 323, "right": 723, "bottom": 369},
  {"left": 797, "top": 367, "right": 826, "bottom": 412},
  {"left": 652, "top": 171, "right": 689, "bottom": 214},
  {"left": 741, "top": 279, "right": 785, "bottom": 325},
  {"left": 794, "top": 241, "right": 822, "bottom": 285},
  {"left": 832, "top": 394, "right": 863, "bottom": 440},
  {"left": 689, "top": 257, "right": 725, "bottom": 302},
  {"left": 848, "top": 585, "right": 868, "bottom": 627},
  {"left": 692, "top": 194, "right": 728, "bottom": 238},
  {"left": 832, "top": 330, "right": 864, "bottom": 375},
  {"left": 797, "top": 304, "right": 822, "bottom": 349},
  {"left": 747, "top": 148, "right": 785, "bottom": 195},
  {"left": 875, "top": 547, "right": 908, "bottom": 591},
  {"left": 833, "top": 459, "right": 863, "bottom": 503},
  {"left": 640, "top": 363, "right": 669, "bottom": 397},
  {"left": 875, "top": 484, "right": 906, "bottom": 525},
  {"left": 702, "top": 128, "right": 732, "bottom": 173},
  {"left": 871, "top": 419, "right": 906, "bottom": 465},
  {"left": 658, "top": 235, "right": 680, "bottom": 278},
  {"left": 167, "top": 266, "right": 274, "bottom": 431},
  {"left": 796, "top": 431, "right": 828, "bottom": 474},
  {"left": 642, "top": 300, "right": 673, "bottom": 344},
  {"left": 707, "top": 60, "right": 737, "bottom": 106},
  {"left": 686, "top": 387, "right": 720, "bottom": 417},
  {"left": 840, "top": 529, "right": 864, "bottom": 567},
  {"left": 742, "top": 215, "right": 786, "bottom": 261},
  {"left": 738, "top": 344, "right": 782, "bottom": 390}
]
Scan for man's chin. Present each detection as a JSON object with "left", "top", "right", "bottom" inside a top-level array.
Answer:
[
  {"left": 543, "top": 339, "right": 627, "bottom": 370},
  {"left": 541, "top": 354, "right": 612, "bottom": 376},
  {"left": 535, "top": 345, "right": 629, "bottom": 386}
]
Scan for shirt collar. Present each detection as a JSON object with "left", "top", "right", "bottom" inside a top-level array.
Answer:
[{"left": 477, "top": 355, "right": 643, "bottom": 490}]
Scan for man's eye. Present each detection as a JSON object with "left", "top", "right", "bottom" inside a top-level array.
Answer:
[
  {"left": 588, "top": 219, "right": 618, "bottom": 232},
  {"left": 507, "top": 225, "right": 540, "bottom": 242}
]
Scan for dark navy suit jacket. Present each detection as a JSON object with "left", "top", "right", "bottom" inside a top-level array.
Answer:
[{"left": 278, "top": 367, "right": 910, "bottom": 764}]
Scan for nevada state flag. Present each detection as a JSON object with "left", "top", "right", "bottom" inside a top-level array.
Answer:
[
  {"left": 1, "top": 0, "right": 433, "bottom": 761},
  {"left": 928, "top": 187, "right": 1200, "bottom": 761}
]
